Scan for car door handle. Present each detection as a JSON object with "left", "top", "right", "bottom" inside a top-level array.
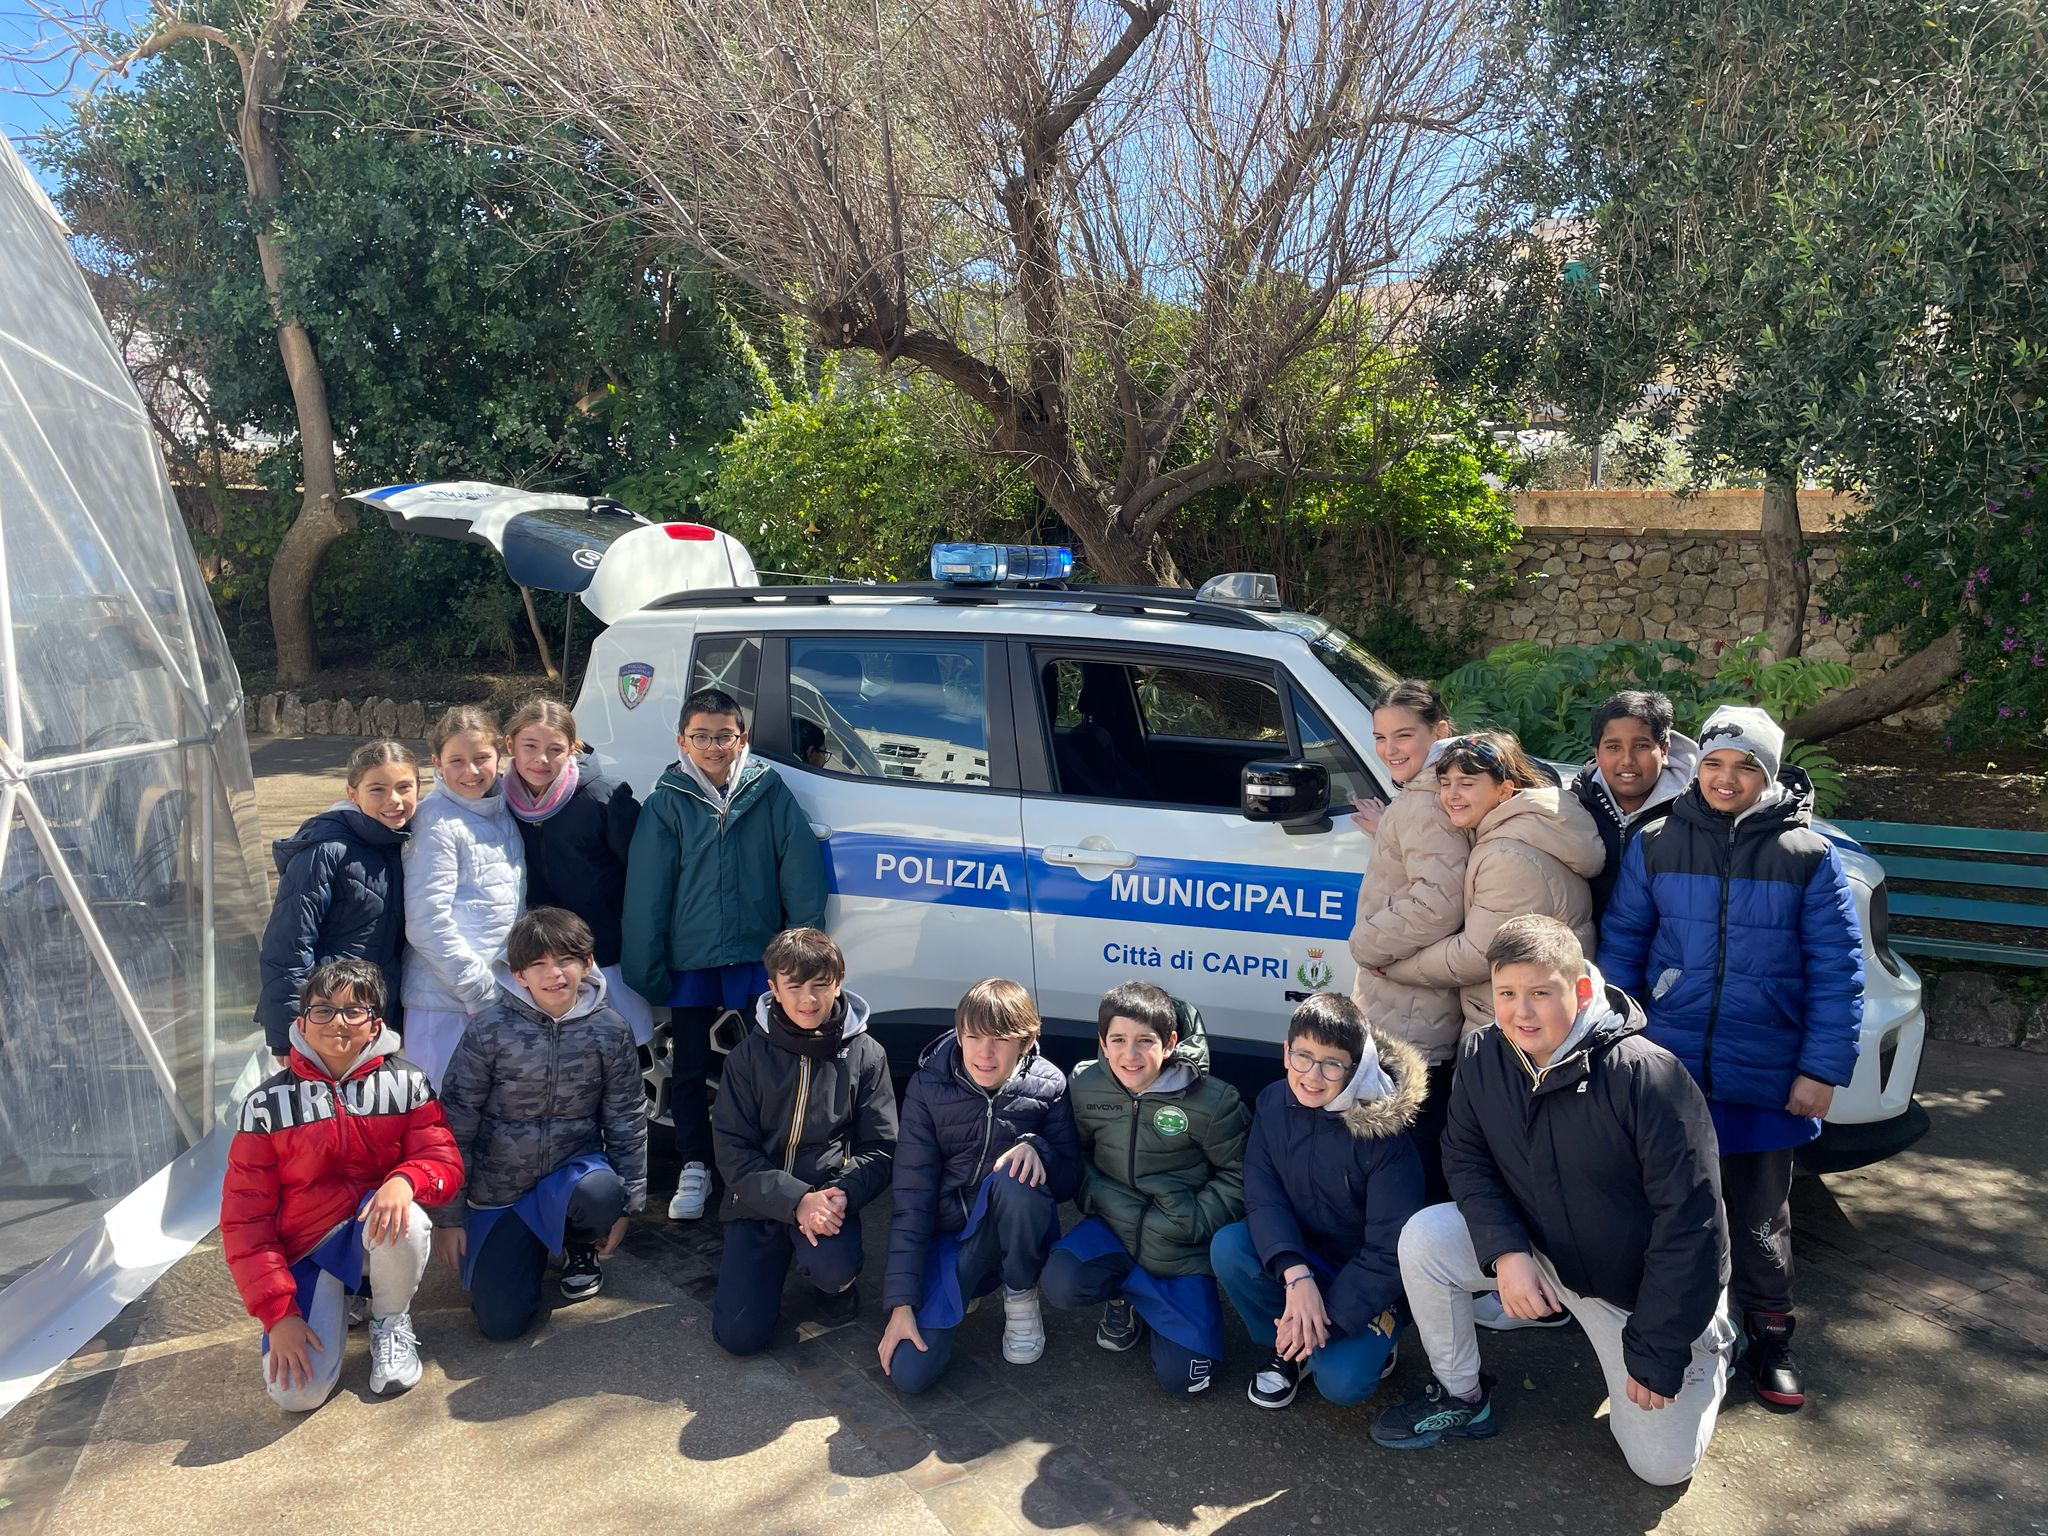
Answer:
[
  {"left": 1044, "top": 845, "right": 1136, "bottom": 869},
  {"left": 809, "top": 821, "right": 832, "bottom": 840}
]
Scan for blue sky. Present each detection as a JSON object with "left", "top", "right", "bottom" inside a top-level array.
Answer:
[{"left": 0, "top": 1, "right": 148, "bottom": 187}]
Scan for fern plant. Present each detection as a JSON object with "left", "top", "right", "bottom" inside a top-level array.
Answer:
[{"left": 1436, "top": 637, "right": 1854, "bottom": 814}]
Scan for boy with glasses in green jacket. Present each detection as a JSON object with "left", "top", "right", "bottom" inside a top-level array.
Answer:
[{"left": 622, "top": 688, "right": 829, "bottom": 1224}]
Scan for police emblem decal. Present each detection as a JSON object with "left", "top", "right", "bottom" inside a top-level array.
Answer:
[
  {"left": 617, "top": 662, "right": 654, "bottom": 710},
  {"left": 1295, "top": 948, "right": 1335, "bottom": 990}
]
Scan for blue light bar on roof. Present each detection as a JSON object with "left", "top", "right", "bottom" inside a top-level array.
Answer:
[{"left": 931, "top": 542, "right": 1074, "bottom": 584}]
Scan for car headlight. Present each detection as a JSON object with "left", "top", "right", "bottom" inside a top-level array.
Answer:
[{"left": 1865, "top": 880, "right": 1903, "bottom": 979}]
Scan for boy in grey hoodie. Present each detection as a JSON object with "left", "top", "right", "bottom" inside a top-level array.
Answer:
[{"left": 436, "top": 907, "right": 648, "bottom": 1341}]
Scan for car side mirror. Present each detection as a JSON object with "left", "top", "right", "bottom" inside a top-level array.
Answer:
[{"left": 1242, "top": 759, "right": 1331, "bottom": 832}]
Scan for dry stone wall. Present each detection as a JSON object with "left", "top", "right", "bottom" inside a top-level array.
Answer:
[
  {"left": 256, "top": 693, "right": 428, "bottom": 740},
  {"left": 1409, "top": 488, "right": 1901, "bottom": 681}
]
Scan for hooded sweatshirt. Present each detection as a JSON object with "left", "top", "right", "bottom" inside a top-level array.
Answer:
[
  {"left": 712, "top": 989, "right": 898, "bottom": 1225},
  {"left": 1241, "top": 1027, "right": 1427, "bottom": 1337},
  {"left": 620, "top": 755, "right": 829, "bottom": 1001},
  {"left": 1442, "top": 975, "right": 1729, "bottom": 1399},
  {"left": 1382, "top": 784, "right": 1607, "bottom": 1037},
  {"left": 256, "top": 803, "right": 409, "bottom": 1052},
  {"left": 1348, "top": 739, "right": 1469, "bottom": 1065},
  {"left": 221, "top": 1022, "right": 460, "bottom": 1328},
  {"left": 402, "top": 781, "right": 526, "bottom": 1015},
  {"left": 436, "top": 966, "right": 648, "bottom": 1216},
  {"left": 1572, "top": 730, "right": 1701, "bottom": 919}
]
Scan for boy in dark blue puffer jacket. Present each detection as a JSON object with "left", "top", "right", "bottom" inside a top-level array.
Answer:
[
  {"left": 878, "top": 978, "right": 1081, "bottom": 1393},
  {"left": 1212, "top": 994, "right": 1425, "bottom": 1411},
  {"left": 1599, "top": 705, "right": 1862, "bottom": 1412}
]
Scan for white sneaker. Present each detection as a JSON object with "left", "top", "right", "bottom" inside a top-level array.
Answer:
[
  {"left": 1001, "top": 1286, "right": 1045, "bottom": 1365},
  {"left": 368, "top": 1312, "right": 422, "bottom": 1394},
  {"left": 1473, "top": 1290, "right": 1570, "bottom": 1332},
  {"left": 669, "top": 1162, "right": 712, "bottom": 1221}
]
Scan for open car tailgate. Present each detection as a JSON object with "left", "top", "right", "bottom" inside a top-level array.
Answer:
[{"left": 350, "top": 481, "right": 756, "bottom": 622}]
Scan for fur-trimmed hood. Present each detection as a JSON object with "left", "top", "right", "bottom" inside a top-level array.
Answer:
[{"left": 1336, "top": 1027, "right": 1430, "bottom": 1142}]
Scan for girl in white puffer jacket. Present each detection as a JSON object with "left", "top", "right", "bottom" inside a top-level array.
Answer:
[{"left": 402, "top": 707, "right": 526, "bottom": 1087}]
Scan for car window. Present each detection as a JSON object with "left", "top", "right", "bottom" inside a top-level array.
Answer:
[
  {"left": 1035, "top": 655, "right": 1287, "bottom": 810},
  {"left": 789, "top": 637, "right": 992, "bottom": 786},
  {"left": 1293, "top": 688, "right": 1375, "bottom": 808},
  {"left": 1134, "top": 665, "right": 1285, "bottom": 744},
  {"left": 688, "top": 633, "right": 759, "bottom": 720}
]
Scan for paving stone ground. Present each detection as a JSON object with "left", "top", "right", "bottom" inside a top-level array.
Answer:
[{"left": 1, "top": 737, "right": 2041, "bottom": 1535}]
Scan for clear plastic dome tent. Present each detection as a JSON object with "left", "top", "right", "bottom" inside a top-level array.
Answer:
[{"left": 0, "top": 138, "right": 269, "bottom": 1416}]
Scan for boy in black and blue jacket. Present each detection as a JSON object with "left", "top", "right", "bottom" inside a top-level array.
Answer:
[
  {"left": 1600, "top": 705, "right": 1862, "bottom": 1411},
  {"left": 1211, "top": 993, "right": 1426, "bottom": 1411},
  {"left": 878, "top": 979, "right": 1081, "bottom": 1393}
]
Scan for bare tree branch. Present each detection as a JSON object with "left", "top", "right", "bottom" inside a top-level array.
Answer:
[{"left": 341, "top": 0, "right": 1491, "bottom": 581}]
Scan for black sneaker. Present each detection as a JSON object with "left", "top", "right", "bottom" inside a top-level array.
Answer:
[
  {"left": 1096, "top": 1298, "right": 1145, "bottom": 1352},
  {"left": 816, "top": 1280, "right": 861, "bottom": 1329},
  {"left": 559, "top": 1245, "right": 602, "bottom": 1302},
  {"left": 1248, "top": 1351, "right": 1308, "bottom": 1409},
  {"left": 1744, "top": 1311, "right": 1804, "bottom": 1411},
  {"left": 1370, "top": 1374, "right": 1501, "bottom": 1450}
]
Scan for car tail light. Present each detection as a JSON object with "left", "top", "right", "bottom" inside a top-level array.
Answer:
[{"left": 663, "top": 522, "right": 717, "bottom": 541}]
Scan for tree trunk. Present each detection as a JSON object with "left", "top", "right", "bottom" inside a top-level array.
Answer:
[
  {"left": 243, "top": 2, "right": 349, "bottom": 688},
  {"left": 519, "top": 584, "right": 561, "bottom": 681},
  {"left": 1760, "top": 470, "right": 1809, "bottom": 659},
  {"left": 1002, "top": 420, "right": 1183, "bottom": 586},
  {"left": 1782, "top": 629, "right": 1964, "bottom": 744},
  {"left": 264, "top": 314, "right": 349, "bottom": 685}
]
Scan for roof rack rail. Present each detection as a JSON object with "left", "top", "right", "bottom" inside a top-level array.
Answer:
[{"left": 646, "top": 583, "right": 1276, "bottom": 631}]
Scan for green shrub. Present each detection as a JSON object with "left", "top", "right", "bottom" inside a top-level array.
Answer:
[{"left": 1437, "top": 637, "right": 1853, "bottom": 812}]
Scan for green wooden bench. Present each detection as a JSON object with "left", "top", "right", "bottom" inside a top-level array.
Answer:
[{"left": 1834, "top": 820, "right": 2048, "bottom": 968}]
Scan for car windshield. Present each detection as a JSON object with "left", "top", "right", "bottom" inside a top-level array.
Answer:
[{"left": 1264, "top": 612, "right": 1398, "bottom": 712}]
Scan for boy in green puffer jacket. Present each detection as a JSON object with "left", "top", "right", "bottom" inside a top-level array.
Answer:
[
  {"left": 622, "top": 688, "right": 829, "bottom": 1225},
  {"left": 1042, "top": 981, "right": 1251, "bottom": 1396}
]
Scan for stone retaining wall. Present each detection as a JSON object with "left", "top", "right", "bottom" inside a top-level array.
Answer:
[
  {"left": 255, "top": 693, "right": 430, "bottom": 740},
  {"left": 1411, "top": 487, "right": 1900, "bottom": 681}
]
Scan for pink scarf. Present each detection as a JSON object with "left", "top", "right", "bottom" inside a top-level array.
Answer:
[{"left": 504, "top": 751, "right": 580, "bottom": 823}]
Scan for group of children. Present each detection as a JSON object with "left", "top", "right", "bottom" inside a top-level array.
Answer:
[{"left": 231, "top": 675, "right": 1862, "bottom": 1490}]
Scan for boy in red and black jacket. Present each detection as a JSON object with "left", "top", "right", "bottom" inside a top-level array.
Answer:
[{"left": 223, "top": 958, "right": 462, "bottom": 1412}]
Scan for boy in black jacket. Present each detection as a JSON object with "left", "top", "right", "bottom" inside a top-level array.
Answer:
[
  {"left": 1371, "top": 916, "right": 1734, "bottom": 1487},
  {"left": 878, "top": 978, "right": 1081, "bottom": 1393},
  {"left": 710, "top": 928, "right": 897, "bottom": 1356}
]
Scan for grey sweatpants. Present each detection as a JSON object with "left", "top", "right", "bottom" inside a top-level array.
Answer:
[
  {"left": 1398, "top": 1202, "right": 1736, "bottom": 1486},
  {"left": 261, "top": 1205, "right": 432, "bottom": 1413}
]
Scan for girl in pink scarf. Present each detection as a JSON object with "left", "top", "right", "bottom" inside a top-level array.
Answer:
[{"left": 501, "top": 698, "right": 648, "bottom": 1046}]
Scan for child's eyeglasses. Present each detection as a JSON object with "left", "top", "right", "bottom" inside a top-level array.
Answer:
[
  {"left": 303, "top": 1005, "right": 376, "bottom": 1027},
  {"left": 1287, "top": 1048, "right": 1353, "bottom": 1083},
  {"left": 1438, "top": 734, "right": 1505, "bottom": 769},
  {"left": 684, "top": 731, "right": 742, "bottom": 749}
]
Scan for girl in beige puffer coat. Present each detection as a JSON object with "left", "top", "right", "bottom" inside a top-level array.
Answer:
[
  {"left": 1346, "top": 680, "right": 1470, "bottom": 1201},
  {"left": 1380, "top": 729, "right": 1607, "bottom": 1040}
]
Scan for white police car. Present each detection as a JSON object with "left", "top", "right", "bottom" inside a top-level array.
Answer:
[{"left": 356, "top": 484, "right": 1929, "bottom": 1171}]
